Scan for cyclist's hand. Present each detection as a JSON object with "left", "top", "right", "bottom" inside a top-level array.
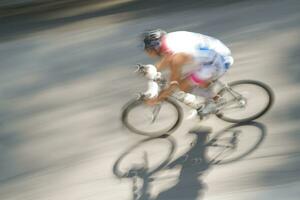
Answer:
[{"left": 145, "top": 98, "right": 160, "bottom": 106}]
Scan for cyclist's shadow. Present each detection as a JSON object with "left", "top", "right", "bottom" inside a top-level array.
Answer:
[
  {"left": 155, "top": 121, "right": 266, "bottom": 200},
  {"left": 154, "top": 127, "right": 211, "bottom": 200}
]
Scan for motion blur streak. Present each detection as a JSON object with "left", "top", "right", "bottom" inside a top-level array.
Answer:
[{"left": 0, "top": 0, "right": 299, "bottom": 199}]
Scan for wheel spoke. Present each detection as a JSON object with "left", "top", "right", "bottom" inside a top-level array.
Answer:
[
  {"left": 151, "top": 105, "right": 161, "bottom": 123},
  {"left": 218, "top": 99, "right": 244, "bottom": 111},
  {"left": 122, "top": 99, "right": 182, "bottom": 136},
  {"left": 206, "top": 122, "right": 266, "bottom": 165},
  {"left": 216, "top": 80, "right": 273, "bottom": 123}
]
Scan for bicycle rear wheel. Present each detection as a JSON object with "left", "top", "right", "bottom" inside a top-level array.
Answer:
[
  {"left": 206, "top": 122, "right": 266, "bottom": 165},
  {"left": 121, "top": 98, "right": 183, "bottom": 137},
  {"left": 216, "top": 80, "right": 274, "bottom": 123}
]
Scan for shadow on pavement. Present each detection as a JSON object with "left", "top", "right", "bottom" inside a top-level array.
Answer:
[
  {"left": 0, "top": 0, "right": 250, "bottom": 41},
  {"left": 113, "top": 121, "right": 266, "bottom": 200}
]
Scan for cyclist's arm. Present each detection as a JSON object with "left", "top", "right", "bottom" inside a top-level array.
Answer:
[
  {"left": 155, "top": 55, "right": 171, "bottom": 71},
  {"left": 157, "top": 53, "right": 190, "bottom": 101},
  {"left": 169, "top": 54, "right": 187, "bottom": 82}
]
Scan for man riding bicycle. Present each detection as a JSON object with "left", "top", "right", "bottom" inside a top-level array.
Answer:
[{"left": 142, "top": 29, "right": 234, "bottom": 115}]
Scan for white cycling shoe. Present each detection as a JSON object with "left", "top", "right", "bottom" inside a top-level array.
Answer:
[
  {"left": 199, "top": 100, "right": 217, "bottom": 115},
  {"left": 186, "top": 101, "right": 217, "bottom": 120},
  {"left": 186, "top": 102, "right": 216, "bottom": 120},
  {"left": 186, "top": 109, "right": 199, "bottom": 120},
  {"left": 186, "top": 98, "right": 226, "bottom": 120}
]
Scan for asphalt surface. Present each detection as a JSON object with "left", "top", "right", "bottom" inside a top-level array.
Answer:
[{"left": 0, "top": 0, "right": 300, "bottom": 199}]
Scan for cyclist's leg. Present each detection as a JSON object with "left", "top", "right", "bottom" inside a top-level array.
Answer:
[
  {"left": 177, "top": 73, "right": 213, "bottom": 100},
  {"left": 188, "top": 65, "right": 217, "bottom": 98},
  {"left": 178, "top": 78, "right": 193, "bottom": 92},
  {"left": 188, "top": 55, "right": 232, "bottom": 114},
  {"left": 192, "top": 55, "right": 233, "bottom": 96}
]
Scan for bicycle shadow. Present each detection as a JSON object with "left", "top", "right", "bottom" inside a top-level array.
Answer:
[
  {"left": 155, "top": 121, "right": 266, "bottom": 200},
  {"left": 113, "top": 122, "right": 266, "bottom": 200}
]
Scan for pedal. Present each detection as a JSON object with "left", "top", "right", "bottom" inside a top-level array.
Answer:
[
  {"left": 196, "top": 106, "right": 209, "bottom": 120},
  {"left": 197, "top": 102, "right": 219, "bottom": 120}
]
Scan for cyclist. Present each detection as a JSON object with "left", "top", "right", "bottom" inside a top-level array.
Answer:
[{"left": 142, "top": 29, "right": 234, "bottom": 115}]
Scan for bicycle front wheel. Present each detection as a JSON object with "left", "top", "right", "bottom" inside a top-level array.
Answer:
[
  {"left": 121, "top": 98, "right": 183, "bottom": 137},
  {"left": 216, "top": 80, "right": 274, "bottom": 123}
]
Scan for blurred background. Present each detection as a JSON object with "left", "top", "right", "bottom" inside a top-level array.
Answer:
[{"left": 0, "top": 0, "right": 300, "bottom": 199}]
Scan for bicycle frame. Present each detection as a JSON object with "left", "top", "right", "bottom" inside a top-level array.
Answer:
[
  {"left": 136, "top": 65, "right": 245, "bottom": 113},
  {"left": 214, "top": 81, "right": 247, "bottom": 111}
]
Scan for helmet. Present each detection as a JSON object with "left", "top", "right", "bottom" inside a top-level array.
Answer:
[{"left": 142, "top": 29, "right": 167, "bottom": 50}]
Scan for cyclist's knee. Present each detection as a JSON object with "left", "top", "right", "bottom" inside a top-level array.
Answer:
[{"left": 178, "top": 79, "right": 192, "bottom": 92}]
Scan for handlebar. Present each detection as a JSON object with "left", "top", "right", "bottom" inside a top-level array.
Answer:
[
  {"left": 134, "top": 64, "right": 164, "bottom": 81},
  {"left": 134, "top": 64, "right": 147, "bottom": 75},
  {"left": 134, "top": 64, "right": 167, "bottom": 99}
]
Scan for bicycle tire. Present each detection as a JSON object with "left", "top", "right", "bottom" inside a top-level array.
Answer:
[
  {"left": 216, "top": 80, "right": 274, "bottom": 123},
  {"left": 113, "top": 135, "right": 176, "bottom": 178},
  {"left": 121, "top": 98, "right": 183, "bottom": 137},
  {"left": 206, "top": 121, "right": 266, "bottom": 165}
]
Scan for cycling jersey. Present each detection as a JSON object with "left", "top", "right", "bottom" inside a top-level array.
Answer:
[{"left": 160, "top": 31, "right": 234, "bottom": 84}]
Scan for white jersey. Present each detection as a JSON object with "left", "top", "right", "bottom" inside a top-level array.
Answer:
[{"left": 161, "top": 31, "right": 232, "bottom": 64}]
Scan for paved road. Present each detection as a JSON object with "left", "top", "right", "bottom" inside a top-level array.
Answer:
[{"left": 0, "top": 0, "right": 300, "bottom": 199}]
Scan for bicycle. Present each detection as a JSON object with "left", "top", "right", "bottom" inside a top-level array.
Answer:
[{"left": 121, "top": 64, "right": 274, "bottom": 136}]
